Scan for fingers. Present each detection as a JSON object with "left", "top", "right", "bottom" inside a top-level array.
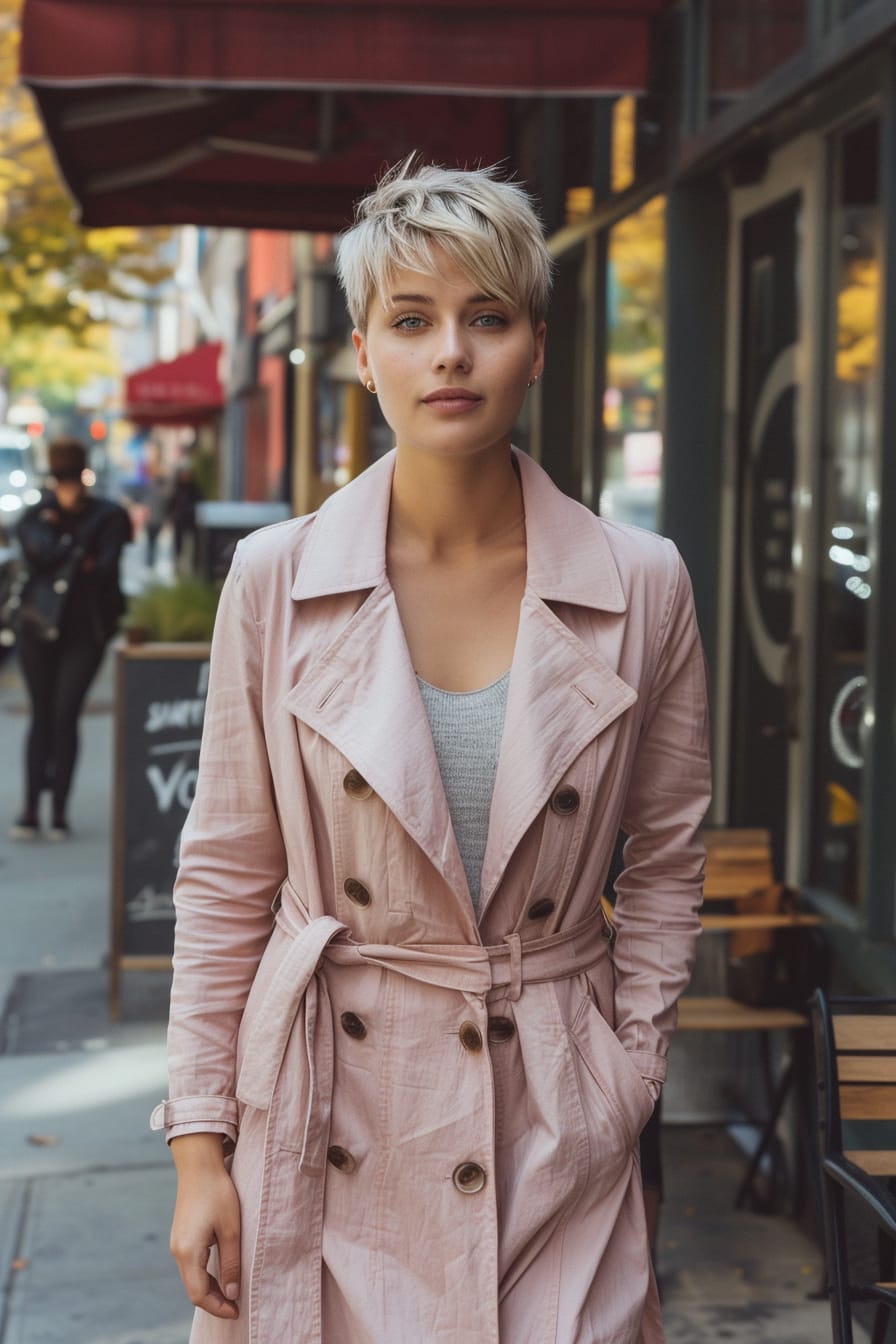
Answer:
[
  {"left": 174, "top": 1243, "right": 239, "bottom": 1321},
  {"left": 170, "top": 1178, "right": 242, "bottom": 1321},
  {"left": 216, "top": 1222, "right": 242, "bottom": 1307}
]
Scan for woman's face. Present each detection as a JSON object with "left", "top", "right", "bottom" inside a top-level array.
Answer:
[{"left": 353, "top": 248, "right": 545, "bottom": 462}]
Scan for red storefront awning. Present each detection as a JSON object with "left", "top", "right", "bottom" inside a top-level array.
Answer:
[
  {"left": 125, "top": 342, "right": 225, "bottom": 427},
  {"left": 20, "top": 0, "right": 669, "bottom": 230}
]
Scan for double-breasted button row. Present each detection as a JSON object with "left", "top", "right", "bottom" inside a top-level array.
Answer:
[
  {"left": 330, "top": 1008, "right": 367, "bottom": 1175},
  {"left": 550, "top": 785, "right": 580, "bottom": 815},
  {"left": 343, "top": 877, "right": 371, "bottom": 907},
  {"left": 343, "top": 769, "right": 372, "bottom": 800},
  {"left": 453, "top": 1161, "right": 487, "bottom": 1194}
]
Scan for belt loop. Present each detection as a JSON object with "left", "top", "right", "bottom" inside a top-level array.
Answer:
[{"left": 504, "top": 932, "right": 523, "bottom": 1002}]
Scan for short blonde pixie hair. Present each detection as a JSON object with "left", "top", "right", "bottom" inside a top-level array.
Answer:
[{"left": 336, "top": 157, "right": 553, "bottom": 331}]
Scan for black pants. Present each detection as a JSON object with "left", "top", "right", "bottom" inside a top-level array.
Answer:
[{"left": 18, "top": 626, "right": 106, "bottom": 818}]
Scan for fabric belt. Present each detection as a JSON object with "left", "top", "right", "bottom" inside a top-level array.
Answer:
[{"left": 235, "top": 884, "right": 611, "bottom": 1175}]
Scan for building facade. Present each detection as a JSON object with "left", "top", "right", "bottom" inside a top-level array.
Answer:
[{"left": 531, "top": 0, "right": 896, "bottom": 991}]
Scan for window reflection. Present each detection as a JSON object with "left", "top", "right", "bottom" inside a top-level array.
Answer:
[
  {"left": 601, "top": 197, "right": 665, "bottom": 532},
  {"left": 811, "top": 117, "right": 879, "bottom": 907}
]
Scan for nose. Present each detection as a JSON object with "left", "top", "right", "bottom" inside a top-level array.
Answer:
[{"left": 432, "top": 320, "right": 471, "bottom": 374}]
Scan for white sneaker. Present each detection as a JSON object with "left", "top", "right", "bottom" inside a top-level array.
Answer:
[{"left": 9, "top": 817, "right": 40, "bottom": 841}]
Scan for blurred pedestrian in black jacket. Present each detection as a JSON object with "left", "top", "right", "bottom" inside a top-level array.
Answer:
[
  {"left": 167, "top": 462, "right": 202, "bottom": 572},
  {"left": 10, "top": 438, "right": 131, "bottom": 841}
]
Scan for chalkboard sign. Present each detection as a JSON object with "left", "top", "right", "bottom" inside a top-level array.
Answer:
[{"left": 109, "top": 643, "right": 211, "bottom": 1015}]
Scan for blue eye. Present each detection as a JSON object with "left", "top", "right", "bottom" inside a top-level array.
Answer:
[
  {"left": 473, "top": 313, "right": 508, "bottom": 327},
  {"left": 394, "top": 315, "right": 426, "bottom": 330}
]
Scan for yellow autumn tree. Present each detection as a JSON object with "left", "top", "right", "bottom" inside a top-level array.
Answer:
[
  {"left": 607, "top": 195, "right": 665, "bottom": 394},
  {"left": 0, "top": 0, "right": 172, "bottom": 402}
]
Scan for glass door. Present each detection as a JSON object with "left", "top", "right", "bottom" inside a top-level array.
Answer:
[
  {"left": 810, "top": 115, "right": 880, "bottom": 909},
  {"left": 721, "top": 138, "right": 823, "bottom": 878}
]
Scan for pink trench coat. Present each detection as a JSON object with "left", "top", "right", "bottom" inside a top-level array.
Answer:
[{"left": 151, "top": 448, "right": 711, "bottom": 1344}]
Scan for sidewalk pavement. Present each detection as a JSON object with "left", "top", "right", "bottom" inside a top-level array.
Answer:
[{"left": 0, "top": 589, "right": 859, "bottom": 1342}]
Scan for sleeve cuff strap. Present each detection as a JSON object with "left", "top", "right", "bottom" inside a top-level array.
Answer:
[{"left": 150, "top": 1096, "right": 239, "bottom": 1135}]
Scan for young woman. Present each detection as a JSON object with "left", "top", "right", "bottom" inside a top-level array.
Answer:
[
  {"left": 10, "top": 438, "right": 131, "bottom": 840},
  {"left": 154, "top": 161, "right": 711, "bottom": 1344}
]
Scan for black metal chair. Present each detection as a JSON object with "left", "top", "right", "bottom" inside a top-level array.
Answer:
[{"left": 810, "top": 989, "right": 896, "bottom": 1344}]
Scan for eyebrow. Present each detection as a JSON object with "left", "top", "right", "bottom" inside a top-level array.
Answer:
[{"left": 387, "top": 292, "right": 500, "bottom": 306}]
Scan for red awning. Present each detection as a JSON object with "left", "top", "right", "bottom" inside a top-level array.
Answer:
[
  {"left": 20, "top": 0, "right": 669, "bottom": 230},
  {"left": 125, "top": 342, "right": 225, "bottom": 427}
]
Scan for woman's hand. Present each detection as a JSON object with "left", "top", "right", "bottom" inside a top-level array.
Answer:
[{"left": 170, "top": 1134, "right": 242, "bottom": 1320}]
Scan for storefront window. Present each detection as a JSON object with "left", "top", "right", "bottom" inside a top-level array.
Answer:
[
  {"left": 811, "top": 117, "right": 880, "bottom": 907},
  {"left": 707, "top": 0, "right": 807, "bottom": 119},
  {"left": 601, "top": 196, "right": 665, "bottom": 531}
]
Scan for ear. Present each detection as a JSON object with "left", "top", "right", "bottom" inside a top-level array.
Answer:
[
  {"left": 352, "top": 329, "right": 370, "bottom": 388},
  {"left": 531, "top": 321, "right": 546, "bottom": 382}
]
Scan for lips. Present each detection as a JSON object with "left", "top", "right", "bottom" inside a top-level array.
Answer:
[{"left": 422, "top": 387, "right": 482, "bottom": 406}]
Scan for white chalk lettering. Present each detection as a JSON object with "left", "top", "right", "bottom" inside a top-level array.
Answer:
[
  {"left": 145, "top": 699, "right": 206, "bottom": 733},
  {"left": 126, "top": 885, "right": 176, "bottom": 923},
  {"left": 147, "top": 760, "right": 198, "bottom": 813}
]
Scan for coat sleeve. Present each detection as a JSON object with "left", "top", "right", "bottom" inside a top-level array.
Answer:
[
  {"left": 613, "top": 543, "right": 711, "bottom": 1094},
  {"left": 153, "top": 540, "right": 287, "bottom": 1143},
  {"left": 89, "top": 505, "right": 132, "bottom": 577},
  {"left": 17, "top": 505, "right": 73, "bottom": 571}
]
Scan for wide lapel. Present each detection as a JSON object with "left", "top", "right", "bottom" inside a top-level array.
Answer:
[
  {"left": 478, "top": 596, "right": 636, "bottom": 911},
  {"left": 285, "top": 454, "right": 469, "bottom": 907},
  {"left": 478, "top": 450, "right": 638, "bottom": 913}
]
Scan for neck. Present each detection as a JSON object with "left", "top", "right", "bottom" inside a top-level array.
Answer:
[{"left": 389, "top": 444, "right": 523, "bottom": 559}]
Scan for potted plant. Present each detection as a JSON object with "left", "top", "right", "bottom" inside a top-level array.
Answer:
[{"left": 124, "top": 577, "right": 221, "bottom": 645}]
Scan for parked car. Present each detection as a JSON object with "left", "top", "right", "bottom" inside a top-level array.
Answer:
[{"left": 0, "top": 426, "right": 42, "bottom": 528}]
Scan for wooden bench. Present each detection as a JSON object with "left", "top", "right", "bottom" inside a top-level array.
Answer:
[
  {"left": 685, "top": 828, "right": 820, "bottom": 1209},
  {"left": 604, "top": 827, "right": 822, "bottom": 1209},
  {"left": 811, "top": 991, "right": 896, "bottom": 1344}
]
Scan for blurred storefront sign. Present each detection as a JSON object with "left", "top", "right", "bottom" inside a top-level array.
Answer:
[{"left": 20, "top": 0, "right": 671, "bottom": 230}]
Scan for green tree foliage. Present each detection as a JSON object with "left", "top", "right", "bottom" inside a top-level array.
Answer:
[{"left": 0, "top": 1, "right": 172, "bottom": 400}]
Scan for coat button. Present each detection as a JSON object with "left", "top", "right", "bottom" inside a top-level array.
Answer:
[
  {"left": 343, "top": 769, "right": 372, "bottom": 800},
  {"left": 487, "top": 1016, "right": 516, "bottom": 1043},
  {"left": 453, "top": 1162, "right": 486, "bottom": 1194},
  {"left": 459, "top": 1021, "right": 483, "bottom": 1052},
  {"left": 327, "top": 1145, "right": 357, "bottom": 1173},
  {"left": 343, "top": 878, "right": 371, "bottom": 907},
  {"left": 527, "top": 898, "right": 555, "bottom": 920},
  {"left": 340, "top": 1011, "right": 367, "bottom": 1040},
  {"left": 550, "top": 785, "right": 580, "bottom": 815}
]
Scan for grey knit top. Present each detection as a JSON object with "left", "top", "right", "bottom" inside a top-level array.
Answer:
[{"left": 417, "top": 671, "right": 510, "bottom": 917}]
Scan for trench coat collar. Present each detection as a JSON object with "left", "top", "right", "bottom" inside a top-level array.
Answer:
[
  {"left": 291, "top": 447, "right": 627, "bottom": 613},
  {"left": 286, "top": 447, "right": 634, "bottom": 923}
]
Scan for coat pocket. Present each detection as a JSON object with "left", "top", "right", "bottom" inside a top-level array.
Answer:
[{"left": 568, "top": 994, "right": 655, "bottom": 1151}]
